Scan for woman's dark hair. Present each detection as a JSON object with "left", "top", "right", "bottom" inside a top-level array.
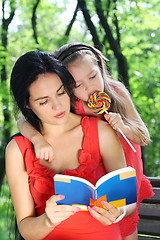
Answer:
[{"left": 10, "top": 51, "right": 76, "bottom": 132}]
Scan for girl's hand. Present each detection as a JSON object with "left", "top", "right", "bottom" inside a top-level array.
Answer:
[
  {"left": 33, "top": 139, "right": 54, "bottom": 162},
  {"left": 45, "top": 195, "right": 81, "bottom": 227},
  {"left": 88, "top": 202, "right": 123, "bottom": 225},
  {"left": 104, "top": 112, "right": 129, "bottom": 133}
]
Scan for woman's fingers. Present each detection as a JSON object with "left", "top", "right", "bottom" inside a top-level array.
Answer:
[
  {"left": 45, "top": 195, "right": 81, "bottom": 227},
  {"left": 88, "top": 202, "right": 120, "bottom": 225}
]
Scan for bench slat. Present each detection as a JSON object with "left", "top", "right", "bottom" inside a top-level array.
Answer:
[
  {"left": 139, "top": 203, "right": 160, "bottom": 218},
  {"left": 148, "top": 177, "right": 160, "bottom": 187},
  {"left": 138, "top": 177, "right": 160, "bottom": 238},
  {"left": 138, "top": 218, "right": 160, "bottom": 236},
  {"left": 142, "top": 188, "right": 160, "bottom": 203}
]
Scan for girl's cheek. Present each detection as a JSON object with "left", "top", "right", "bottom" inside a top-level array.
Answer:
[
  {"left": 73, "top": 88, "right": 80, "bottom": 97},
  {"left": 73, "top": 88, "right": 88, "bottom": 102}
]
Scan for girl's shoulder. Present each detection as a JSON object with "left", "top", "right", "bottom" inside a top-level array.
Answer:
[{"left": 110, "top": 80, "right": 129, "bottom": 96}]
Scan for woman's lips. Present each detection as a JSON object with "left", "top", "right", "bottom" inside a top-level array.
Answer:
[{"left": 54, "top": 112, "right": 65, "bottom": 118}]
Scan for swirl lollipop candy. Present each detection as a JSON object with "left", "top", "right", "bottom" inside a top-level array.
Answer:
[
  {"left": 87, "top": 91, "right": 111, "bottom": 114},
  {"left": 87, "top": 91, "right": 136, "bottom": 152}
]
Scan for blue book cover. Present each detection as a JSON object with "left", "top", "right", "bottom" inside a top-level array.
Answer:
[{"left": 54, "top": 166, "right": 137, "bottom": 211}]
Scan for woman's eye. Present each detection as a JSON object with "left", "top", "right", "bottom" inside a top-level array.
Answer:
[
  {"left": 39, "top": 100, "right": 48, "bottom": 105},
  {"left": 58, "top": 90, "right": 66, "bottom": 95}
]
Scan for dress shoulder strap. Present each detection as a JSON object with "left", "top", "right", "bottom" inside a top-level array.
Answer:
[
  {"left": 81, "top": 116, "right": 101, "bottom": 156},
  {"left": 13, "top": 135, "right": 33, "bottom": 157}
]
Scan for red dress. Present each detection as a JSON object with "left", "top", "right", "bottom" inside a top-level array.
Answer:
[
  {"left": 14, "top": 116, "right": 121, "bottom": 240},
  {"left": 75, "top": 99, "right": 154, "bottom": 238}
]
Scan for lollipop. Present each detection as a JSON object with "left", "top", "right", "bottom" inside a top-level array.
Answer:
[
  {"left": 87, "top": 91, "right": 136, "bottom": 152},
  {"left": 87, "top": 91, "right": 111, "bottom": 114}
]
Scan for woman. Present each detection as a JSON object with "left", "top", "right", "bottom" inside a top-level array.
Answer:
[{"left": 6, "top": 51, "right": 135, "bottom": 240}]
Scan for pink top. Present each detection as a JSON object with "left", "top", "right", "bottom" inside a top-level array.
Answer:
[
  {"left": 14, "top": 116, "right": 121, "bottom": 240},
  {"left": 75, "top": 99, "right": 154, "bottom": 237}
]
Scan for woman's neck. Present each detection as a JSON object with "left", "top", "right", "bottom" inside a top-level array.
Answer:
[{"left": 41, "top": 112, "right": 82, "bottom": 138}]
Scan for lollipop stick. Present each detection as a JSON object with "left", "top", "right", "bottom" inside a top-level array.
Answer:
[
  {"left": 116, "top": 128, "right": 136, "bottom": 152},
  {"left": 104, "top": 110, "right": 136, "bottom": 153}
]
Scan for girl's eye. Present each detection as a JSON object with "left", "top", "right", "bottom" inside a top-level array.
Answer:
[
  {"left": 75, "top": 83, "right": 81, "bottom": 88},
  {"left": 39, "top": 100, "right": 48, "bottom": 106},
  {"left": 90, "top": 73, "right": 97, "bottom": 79}
]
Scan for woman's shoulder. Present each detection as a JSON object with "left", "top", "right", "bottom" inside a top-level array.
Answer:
[
  {"left": 6, "top": 133, "right": 33, "bottom": 158},
  {"left": 5, "top": 138, "right": 23, "bottom": 168},
  {"left": 6, "top": 138, "right": 18, "bottom": 152},
  {"left": 98, "top": 119, "right": 116, "bottom": 137}
]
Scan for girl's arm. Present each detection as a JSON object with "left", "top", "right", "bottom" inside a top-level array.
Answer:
[
  {"left": 17, "top": 117, "right": 54, "bottom": 161},
  {"left": 104, "top": 85, "right": 151, "bottom": 146},
  {"left": 5, "top": 139, "right": 79, "bottom": 240}
]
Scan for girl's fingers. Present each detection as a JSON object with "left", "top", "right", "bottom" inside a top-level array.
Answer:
[
  {"left": 35, "top": 143, "right": 55, "bottom": 161},
  {"left": 48, "top": 150, "right": 54, "bottom": 162},
  {"left": 44, "top": 152, "right": 49, "bottom": 160},
  {"left": 104, "top": 113, "right": 124, "bottom": 130},
  {"left": 36, "top": 152, "right": 40, "bottom": 159},
  {"left": 105, "top": 113, "right": 121, "bottom": 122}
]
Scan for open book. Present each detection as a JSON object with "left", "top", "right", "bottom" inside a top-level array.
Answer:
[{"left": 54, "top": 166, "right": 137, "bottom": 211}]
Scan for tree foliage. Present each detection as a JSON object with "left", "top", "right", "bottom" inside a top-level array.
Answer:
[{"left": 0, "top": 0, "right": 159, "bottom": 180}]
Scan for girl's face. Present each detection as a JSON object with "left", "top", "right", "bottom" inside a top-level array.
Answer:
[
  {"left": 67, "top": 54, "right": 104, "bottom": 102},
  {"left": 28, "top": 73, "right": 71, "bottom": 127}
]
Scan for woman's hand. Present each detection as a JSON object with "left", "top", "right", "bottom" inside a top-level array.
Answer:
[
  {"left": 88, "top": 202, "right": 123, "bottom": 225},
  {"left": 45, "top": 195, "right": 81, "bottom": 228}
]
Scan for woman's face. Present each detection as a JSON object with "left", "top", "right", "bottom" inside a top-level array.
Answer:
[
  {"left": 28, "top": 73, "right": 71, "bottom": 126},
  {"left": 67, "top": 54, "right": 104, "bottom": 102}
]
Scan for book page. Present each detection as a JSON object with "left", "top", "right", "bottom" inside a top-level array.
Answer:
[
  {"left": 95, "top": 167, "right": 135, "bottom": 188},
  {"left": 54, "top": 174, "right": 95, "bottom": 207},
  {"left": 95, "top": 167, "right": 137, "bottom": 208}
]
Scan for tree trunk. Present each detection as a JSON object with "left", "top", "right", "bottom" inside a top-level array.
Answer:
[
  {"left": 31, "top": 0, "right": 41, "bottom": 45},
  {"left": 94, "top": 0, "right": 130, "bottom": 89},
  {"left": 0, "top": 0, "right": 16, "bottom": 189},
  {"left": 65, "top": 3, "right": 79, "bottom": 37},
  {"left": 78, "top": 0, "right": 102, "bottom": 51}
]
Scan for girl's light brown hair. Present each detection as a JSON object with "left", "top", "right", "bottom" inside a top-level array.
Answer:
[{"left": 54, "top": 42, "right": 151, "bottom": 145}]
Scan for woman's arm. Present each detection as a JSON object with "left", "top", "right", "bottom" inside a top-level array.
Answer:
[
  {"left": 5, "top": 139, "right": 78, "bottom": 240},
  {"left": 17, "top": 117, "right": 54, "bottom": 161},
  {"left": 88, "top": 120, "right": 136, "bottom": 223}
]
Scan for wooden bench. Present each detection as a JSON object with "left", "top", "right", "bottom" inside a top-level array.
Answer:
[{"left": 138, "top": 177, "right": 160, "bottom": 240}]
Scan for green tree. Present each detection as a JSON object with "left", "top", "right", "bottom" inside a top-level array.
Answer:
[{"left": 0, "top": 0, "right": 16, "bottom": 189}]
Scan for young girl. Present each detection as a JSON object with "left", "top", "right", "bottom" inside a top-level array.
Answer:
[
  {"left": 17, "top": 43, "right": 154, "bottom": 240},
  {"left": 6, "top": 50, "right": 132, "bottom": 240}
]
